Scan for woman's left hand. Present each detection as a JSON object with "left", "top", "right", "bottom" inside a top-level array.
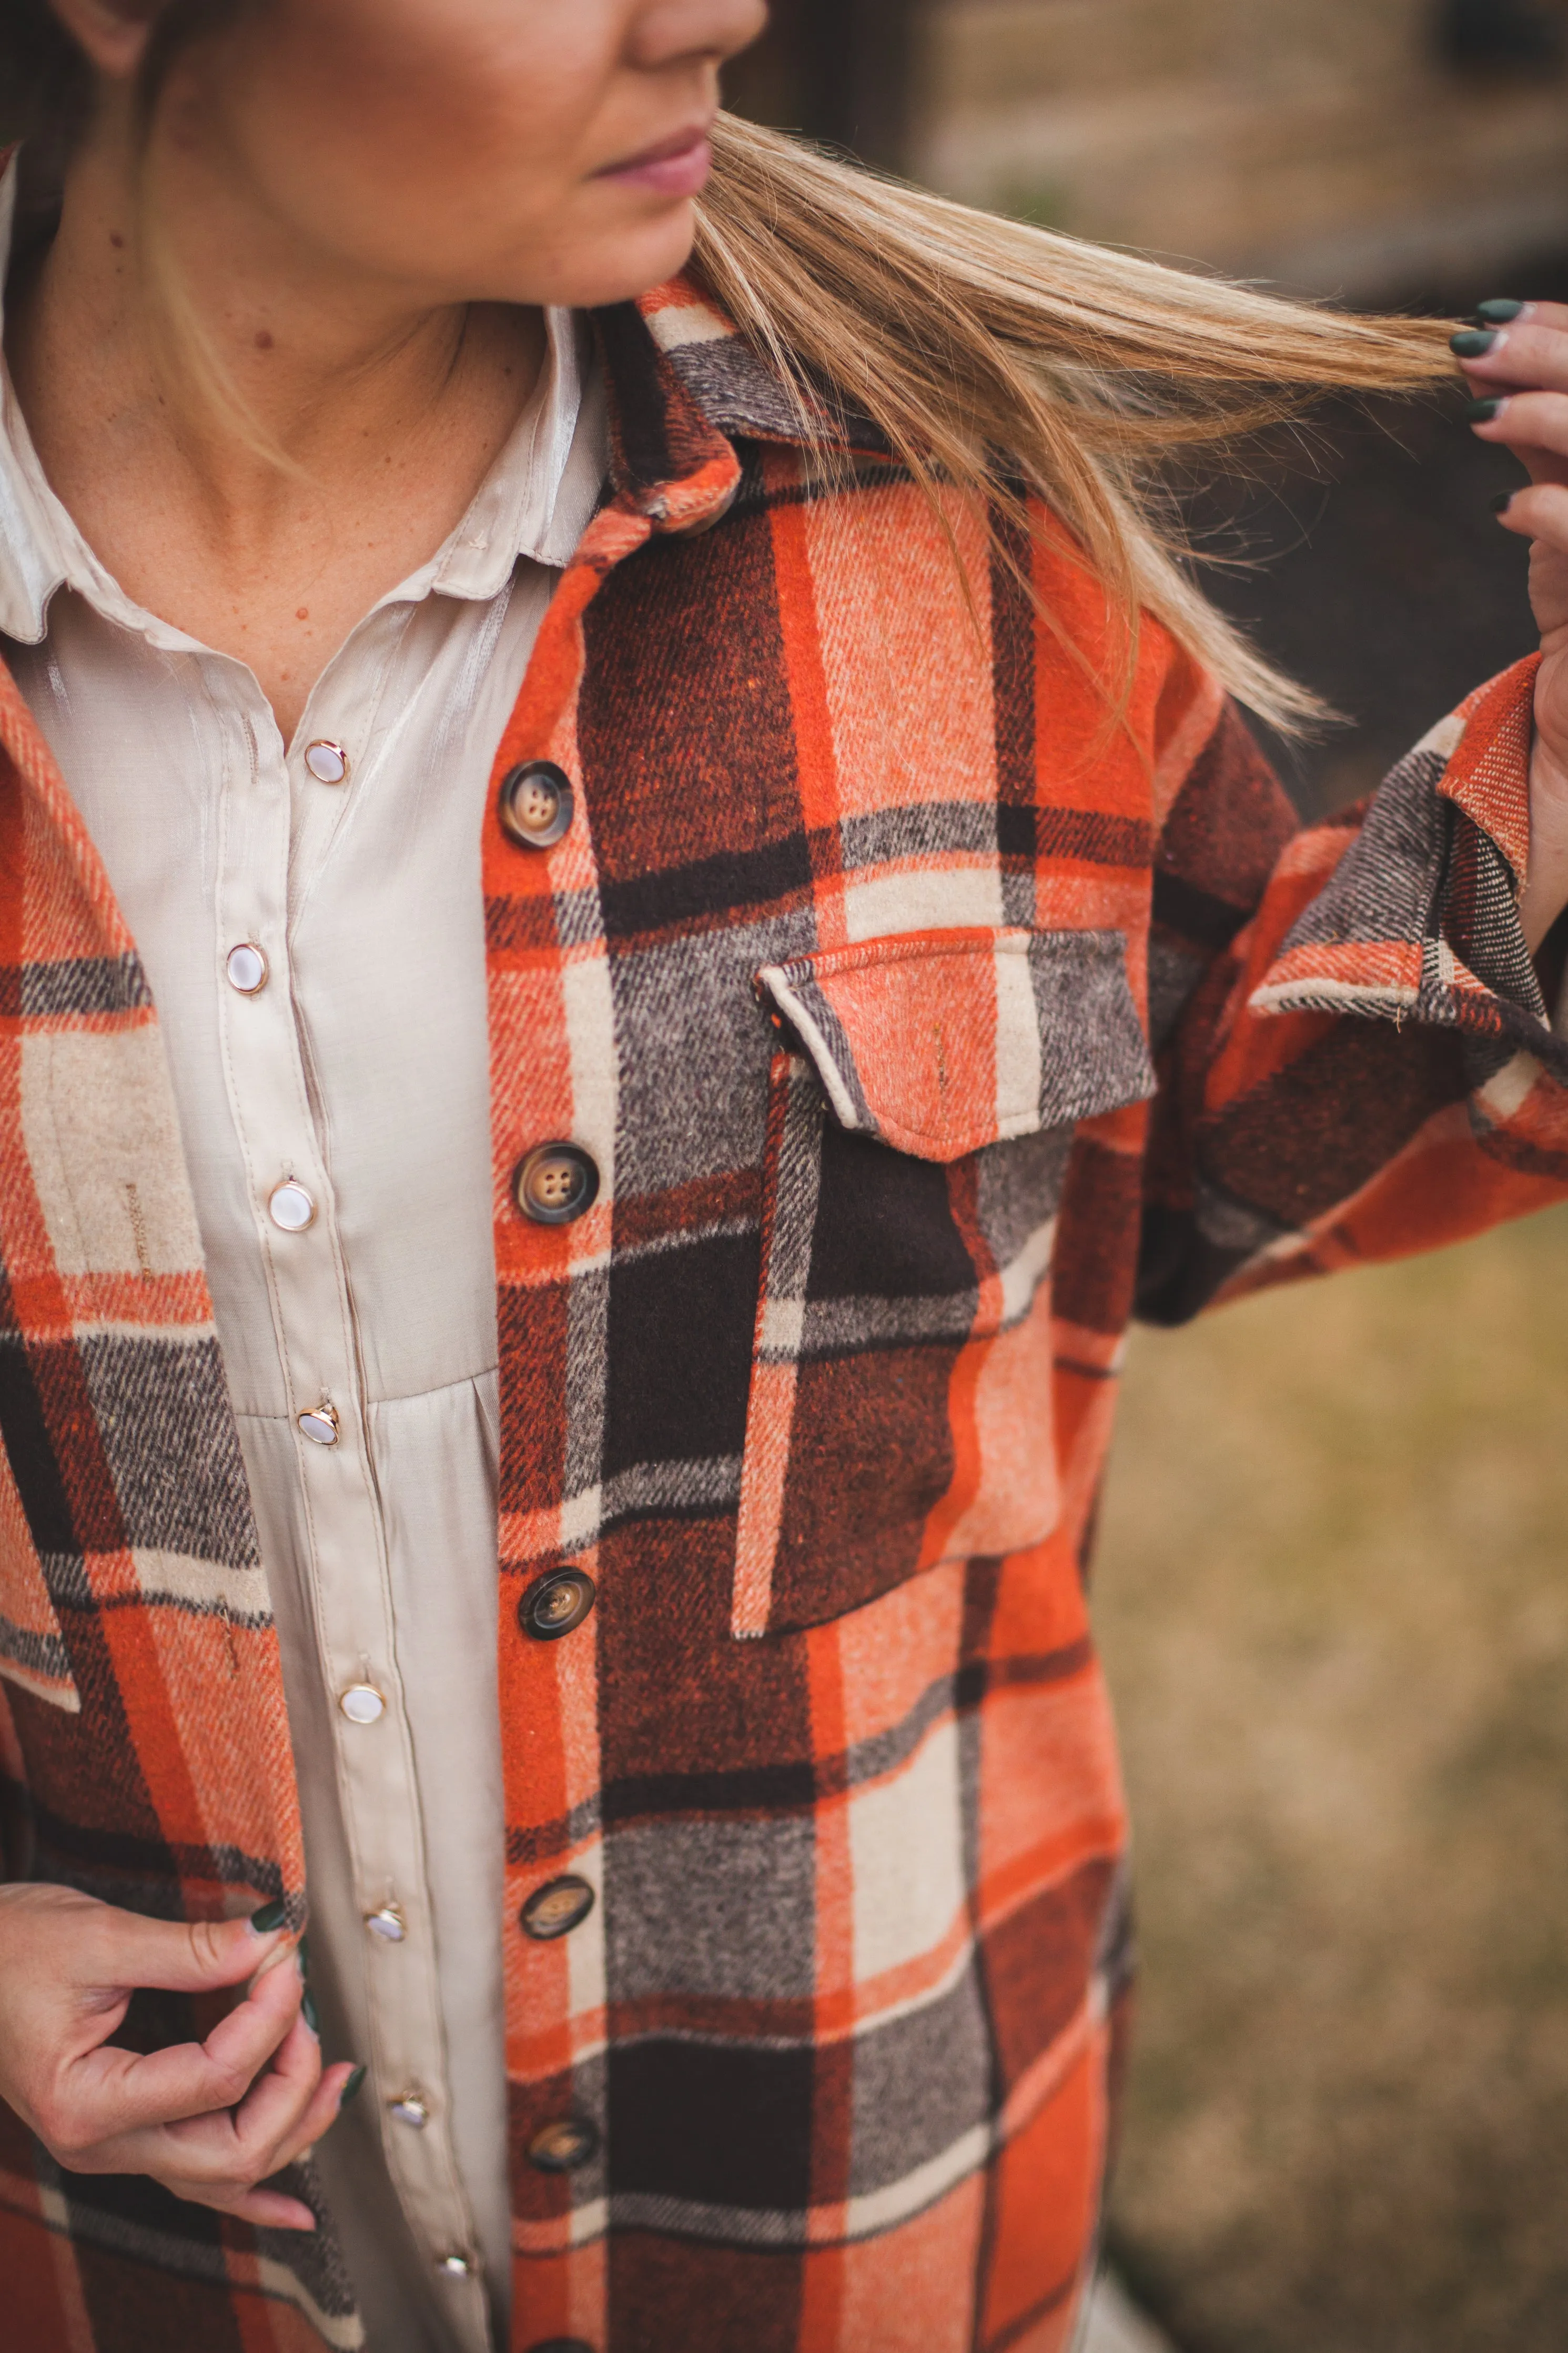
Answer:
[{"left": 1458, "top": 303, "right": 1568, "bottom": 951}]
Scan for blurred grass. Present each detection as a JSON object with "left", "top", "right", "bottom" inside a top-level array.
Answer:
[{"left": 1095, "top": 1204, "right": 1568, "bottom": 2353}]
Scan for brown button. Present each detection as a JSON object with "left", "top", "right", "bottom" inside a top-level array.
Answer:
[
  {"left": 520, "top": 1876, "right": 596, "bottom": 1942},
  {"left": 499, "top": 761, "right": 573, "bottom": 850},
  {"left": 514, "top": 1142, "right": 599, "bottom": 1226},
  {"left": 519, "top": 1567, "right": 596, "bottom": 1643},
  {"left": 527, "top": 2116, "right": 599, "bottom": 2174}
]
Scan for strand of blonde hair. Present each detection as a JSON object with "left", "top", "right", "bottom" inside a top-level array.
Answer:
[{"left": 695, "top": 115, "right": 1461, "bottom": 731}]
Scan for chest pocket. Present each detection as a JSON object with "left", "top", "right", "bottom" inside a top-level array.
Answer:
[{"left": 733, "top": 926, "right": 1155, "bottom": 1638}]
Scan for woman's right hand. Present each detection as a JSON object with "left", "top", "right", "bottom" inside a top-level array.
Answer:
[{"left": 0, "top": 1882, "right": 358, "bottom": 2230}]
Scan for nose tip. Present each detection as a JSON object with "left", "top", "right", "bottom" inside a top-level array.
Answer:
[{"left": 628, "top": 0, "right": 767, "bottom": 74}]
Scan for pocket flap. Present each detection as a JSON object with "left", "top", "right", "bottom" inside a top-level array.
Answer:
[{"left": 754, "top": 926, "right": 1155, "bottom": 1162}]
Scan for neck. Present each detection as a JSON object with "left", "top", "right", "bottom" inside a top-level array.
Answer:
[
  {"left": 2, "top": 104, "right": 547, "bottom": 736},
  {"left": 7, "top": 97, "right": 542, "bottom": 542}
]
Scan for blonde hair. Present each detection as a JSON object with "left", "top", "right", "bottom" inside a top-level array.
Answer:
[{"left": 695, "top": 114, "right": 1460, "bottom": 730}]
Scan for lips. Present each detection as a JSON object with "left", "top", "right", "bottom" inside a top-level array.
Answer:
[{"left": 596, "top": 122, "right": 715, "bottom": 197}]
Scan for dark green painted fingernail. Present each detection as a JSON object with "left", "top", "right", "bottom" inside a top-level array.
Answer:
[
  {"left": 339, "top": 2065, "right": 367, "bottom": 2109},
  {"left": 1452, "top": 328, "right": 1500, "bottom": 356},
  {"left": 1476, "top": 298, "right": 1524, "bottom": 324},
  {"left": 301, "top": 1987, "right": 320, "bottom": 2035},
  {"left": 1465, "top": 397, "right": 1505, "bottom": 423},
  {"left": 1493, "top": 490, "right": 1515, "bottom": 514},
  {"left": 249, "top": 1897, "right": 287, "bottom": 1934}
]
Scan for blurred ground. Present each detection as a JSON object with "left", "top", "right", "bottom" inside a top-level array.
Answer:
[
  {"left": 1098, "top": 1213, "right": 1568, "bottom": 2353},
  {"left": 1093, "top": 373, "right": 1568, "bottom": 2351}
]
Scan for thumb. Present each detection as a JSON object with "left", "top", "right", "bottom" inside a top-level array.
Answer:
[{"left": 80, "top": 1903, "right": 296, "bottom": 1998}]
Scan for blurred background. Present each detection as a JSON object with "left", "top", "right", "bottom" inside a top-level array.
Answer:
[{"left": 724, "top": 8, "right": 1568, "bottom": 2352}]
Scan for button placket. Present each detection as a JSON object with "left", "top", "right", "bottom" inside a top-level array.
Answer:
[{"left": 211, "top": 695, "right": 485, "bottom": 2311}]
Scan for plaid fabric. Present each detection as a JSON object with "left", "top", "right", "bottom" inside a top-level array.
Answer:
[
  {"left": 0, "top": 668, "right": 357, "bottom": 2346},
  {"left": 4, "top": 264, "right": 1568, "bottom": 2352}
]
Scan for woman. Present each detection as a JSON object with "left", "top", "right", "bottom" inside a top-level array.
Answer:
[{"left": 0, "top": 3, "right": 1564, "bottom": 2349}]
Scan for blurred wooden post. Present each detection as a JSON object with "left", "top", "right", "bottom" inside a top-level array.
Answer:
[{"left": 723, "top": 0, "right": 919, "bottom": 172}]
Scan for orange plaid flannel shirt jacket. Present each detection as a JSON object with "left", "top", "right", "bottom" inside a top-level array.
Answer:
[{"left": 2, "top": 279, "right": 1567, "bottom": 2353}]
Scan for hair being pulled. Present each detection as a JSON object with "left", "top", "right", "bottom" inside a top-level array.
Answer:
[{"left": 695, "top": 115, "right": 1459, "bottom": 729}]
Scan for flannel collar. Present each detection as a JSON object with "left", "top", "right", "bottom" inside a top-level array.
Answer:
[
  {"left": 589, "top": 279, "right": 798, "bottom": 540},
  {"left": 594, "top": 274, "right": 887, "bottom": 538}
]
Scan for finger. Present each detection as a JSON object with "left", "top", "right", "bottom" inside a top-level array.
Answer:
[
  {"left": 140, "top": 2022, "right": 345, "bottom": 2197},
  {"left": 189, "top": 2184, "right": 319, "bottom": 2232},
  {"left": 226, "top": 2006, "right": 325, "bottom": 2160},
  {"left": 220, "top": 2189, "right": 318, "bottom": 2231},
  {"left": 76, "top": 1904, "right": 294, "bottom": 2000},
  {"left": 1473, "top": 298, "right": 1568, "bottom": 338},
  {"left": 1454, "top": 317, "right": 1568, "bottom": 391},
  {"left": 75, "top": 1945, "right": 304, "bottom": 2136},
  {"left": 262, "top": 2060, "right": 360, "bottom": 2177},
  {"left": 83, "top": 2006, "right": 324, "bottom": 2188},
  {"left": 1463, "top": 392, "right": 1568, "bottom": 484},
  {"left": 1493, "top": 481, "right": 1568, "bottom": 545}
]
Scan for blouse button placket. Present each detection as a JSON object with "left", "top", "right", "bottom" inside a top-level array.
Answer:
[{"left": 213, "top": 697, "right": 486, "bottom": 2330}]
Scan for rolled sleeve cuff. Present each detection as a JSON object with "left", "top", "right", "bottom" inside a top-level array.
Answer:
[{"left": 1249, "top": 655, "right": 1568, "bottom": 1082}]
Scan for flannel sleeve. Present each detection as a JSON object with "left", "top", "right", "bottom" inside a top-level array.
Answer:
[{"left": 1136, "top": 652, "right": 1568, "bottom": 1324}]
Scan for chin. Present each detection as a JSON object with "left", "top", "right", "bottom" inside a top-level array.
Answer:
[{"left": 523, "top": 199, "right": 702, "bottom": 311}]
